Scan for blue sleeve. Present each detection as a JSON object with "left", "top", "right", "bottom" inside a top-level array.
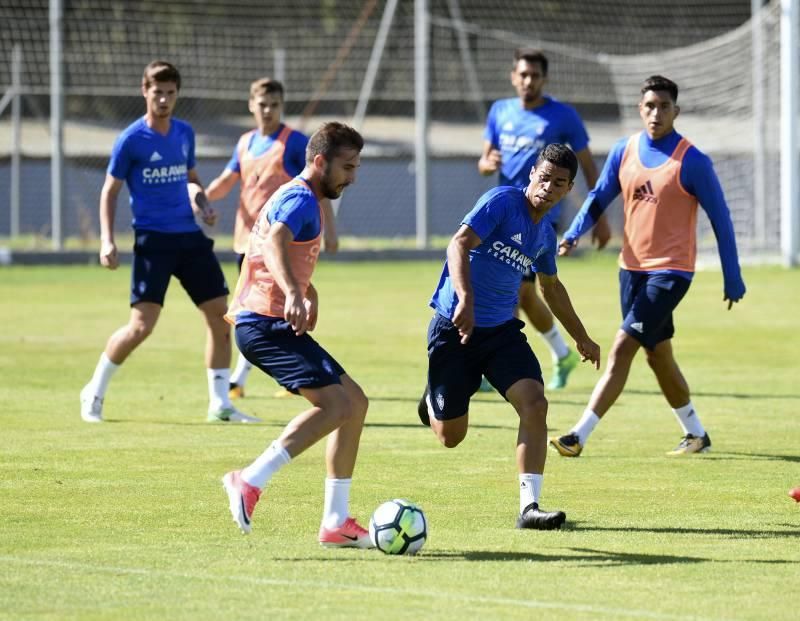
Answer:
[
  {"left": 532, "top": 225, "right": 558, "bottom": 276},
  {"left": 283, "top": 132, "right": 309, "bottom": 177},
  {"left": 561, "top": 106, "right": 590, "bottom": 153},
  {"left": 185, "top": 125, "right": 196, "bottom": 171},
  {"left": 563, "top": 137, "right": 626, "bottom": 242},
  {"left": 462, "top": 190, "right": 506, "bottom": 240},
  {"left": 225, "top": 143, "right": 241, "bottom": 174},
  {"left": 483, "top": 102, "right": 499, "bottom": 146},
  {"left": 681, "top": 148, "right": 746, "bottom": 300},
  {"left": 107, "top": 133, "right": 132, "bottom": 180},
  {"left": 268, "top": 191, "right": 317, "bottom": 239}
]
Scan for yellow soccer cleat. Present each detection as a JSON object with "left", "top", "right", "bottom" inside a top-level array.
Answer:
[
  {"left": 549, "top": 432, "right": 583, "bottom": 457},
  {"left": 666, "top": 433, "right": 711, "bottom": 455}
]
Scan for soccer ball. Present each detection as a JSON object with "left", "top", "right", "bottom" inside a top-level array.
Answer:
[{"left": 369, "top": 499, "right": 427, "bottom": 555}]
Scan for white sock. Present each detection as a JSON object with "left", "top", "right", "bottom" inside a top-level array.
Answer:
[
  {"left": 572, "top": 409, "right": 600, "bottom": 445},
  {"left": 322, "top": 478, "right": 352, "bottom": 529},
  {"left": 540, "top": 325, "right": 570, "bottom": 361},
  {"left": 519, "top": 473, "right": 543, "bottom": 513},
  {"left": 672, "top": 401, "right": 705, "bottom": 437},
  {"left": 241, "top": 441, "right": 292, "bottom": 490},
  {"left": 230, "top": 352, "right": 252, "bottom": 387},
  {"left": 88, "top": 352, "right": 119, "bottom": 398},
  {"left": 207, "top": 368, "right": 231, "bottom": 411}
]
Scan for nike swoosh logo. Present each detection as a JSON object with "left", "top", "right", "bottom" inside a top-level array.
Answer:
[
  {"left": 340, "top": 534, "right": 359, "bottom": 541},
  {"left": 239, "top": 496, "right": 250, "bottom": 525}
]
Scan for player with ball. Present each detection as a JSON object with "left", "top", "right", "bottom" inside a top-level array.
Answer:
[{"left": 419, "top": 143, "right": 601, "bottom": 529}]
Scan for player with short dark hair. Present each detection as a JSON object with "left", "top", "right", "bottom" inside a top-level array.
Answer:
[
  {"left": 79, "top": 60, "right": 259, "bottom": 424},
  {"left": 206, "top": 77, "right": 338, "bottom": 400},
  {"left": 419, "top": 143, "right": 601, "bottom": 530},
  {"left": 550, "top": 75, "right": 746, "bottom": 457},
  {"left": 478, "top": 48, "right": 610, "bottom": 391},
  {"left": 221, "top": 122, "right": 373, "bottom": 547}
]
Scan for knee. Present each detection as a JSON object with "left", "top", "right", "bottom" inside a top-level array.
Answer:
[
  {"left": 516, "top": 396, "right": 548, "bottom": 427},
  {"left": 436, "top": 427, "right": 467, "bottom": 448},
  {"left": 128, "top": 318, "right": 154, "bottom": 343},
  {"left": 348, "top": 385, "right": 369, "bottom": 421}
]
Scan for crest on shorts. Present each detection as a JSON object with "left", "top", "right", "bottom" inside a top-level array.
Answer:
[
  {"left": 436, "top": 392, "right": 445, "bottom": 411},
  {"left": 322, "top": 359, "right": 334, "bottom": 375}
]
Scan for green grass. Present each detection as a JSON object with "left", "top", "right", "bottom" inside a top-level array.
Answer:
[{"left": 1, "top": 254, "right": 799, "bottom": 620}]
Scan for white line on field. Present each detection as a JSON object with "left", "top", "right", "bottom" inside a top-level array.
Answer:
[{"left": 0, "top": 555, "right": 727, "bottom": 621}]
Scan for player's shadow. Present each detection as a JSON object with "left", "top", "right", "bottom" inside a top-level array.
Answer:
[
  {"left": 422, "top": 547, "right": 707, "bottom": 566},
  {"left": 625, "top": 388, "right": 800, "bottom": 401},
  {"left": 704, "top": 451, "right": 800, "bottom": 464},
  {"left": 572, "top": 524, "right": 800, "bottom": 540}
]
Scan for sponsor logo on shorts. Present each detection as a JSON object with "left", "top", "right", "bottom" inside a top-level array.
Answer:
[{"left": 630, "top": 321, "right": 644, "bottom": 333}]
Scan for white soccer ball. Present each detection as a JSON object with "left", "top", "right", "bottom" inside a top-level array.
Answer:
[{"left": 369, "top": 499, "right": 427, "bottom": 555}]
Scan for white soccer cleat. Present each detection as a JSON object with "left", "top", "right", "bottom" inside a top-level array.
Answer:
[
  {"left": 207, "top": 405, "right": 262, "bottom": 424},
  {"left": 80, "top": 384, "right": 104, "bottom": 423}
]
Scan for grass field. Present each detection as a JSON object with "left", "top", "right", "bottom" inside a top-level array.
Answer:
[{"left": 1, "top": 254, "right": 799, "bottom": 620}]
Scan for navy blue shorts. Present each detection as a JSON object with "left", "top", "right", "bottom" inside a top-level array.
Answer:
[
  {"left": 235, "top": 318, "right": 346, "bottom": 393},
  {"left": 619, "top": 270, "right": 691, "bottom": 350},
  {"left": 131, "top": 230, "right": 229, "bottom": 307},
  {"left": 425, "top": 313, "right": 543, "bottom": 421}
]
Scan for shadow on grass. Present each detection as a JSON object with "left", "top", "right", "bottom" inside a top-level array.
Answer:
[
  {"left": 572, "top": 524, "right": 800, "bottom": 539},
  {"left": 423, "top": 547, "right": 707, "bottom": 565},
  {"left": 625, "top": 388, "right": 800, "bottom": 401},
  {"left": 706, "top": 452, "right": 800, "bottom": 464}
]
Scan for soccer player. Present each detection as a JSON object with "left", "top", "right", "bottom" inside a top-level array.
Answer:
[
  {"left": 418, "top": 144, "right": 601, "bottom": 530},
  {"left": 79, "top": 60, "right": 259, "bottom": 424},
  {"left": 550, "top": 75, "right": 747, "bottom": 458},
  {"left": 205, "top": 77, "right": 339, "bottom": 400},
  {"left": 221, "top": 122, "right": 373, "bottom": 547},
  {"left": 479, "top": 48, "right": 610, "bottom": 390}
]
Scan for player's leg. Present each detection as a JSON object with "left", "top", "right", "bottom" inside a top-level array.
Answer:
[
  {"left": 178, "top": 232, "right": 259, "bottom": 423},
  {"left": 229, "top": 253, "right": 252, "bottom": 399},
  {"left": 549, "top": 269, "right": 651, "bottom": 456},
  {"left": 80, "top": 233, "right": 174, "bottom": 422},
  {"left": 520, "top": 275, "right": 579, "bottom": 390},
  {"left": 647, "top": 339, "right": 710, "bottom": 455},
  {"left": 420, "top": 314, "right": 480, "bottom": 447},
  {"left": 482, "top": 319, "right": 565, "bottom": 529}
]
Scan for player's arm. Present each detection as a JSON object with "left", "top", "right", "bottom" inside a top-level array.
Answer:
[
  {"left": 320, "top": 198, "right": 339, "bottom": 253},
  {"left": 187, "top": 169, "right": 218, "bottom": 226},
  {"left": 264, "top": 222, "right": 309, "bottom": 335},
  {"left": 575, "top": 147, "right": 610, "bottom": 249},
  {"left": 98, "top": 174, "right": 124, "bottom": 270},
  {"left": 683, "top": 150, "right": 746, "bottom": 309},
  {"left": 305, "top": 282, "right": 319, "bottom": 331},
  {"left": 447, "top": 224, "right": 482, "bottom": 344},
  {"left": 560, "top": 139, "right": 625, "bottom": 256},
  {"left": 478, "top": 140, "right": 502, "bottom": 176},
  {"left": 537, "top": 272, "right": 600, "bottom": 368},
  {"left": 205, "top": 168, "right": 240, "bottom": 202}
]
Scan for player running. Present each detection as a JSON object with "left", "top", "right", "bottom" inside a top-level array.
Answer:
[
  {"left": 418, "top": 143, "right": 601, "bottom": 530},
  {"left": 550, "top": 75, "right": 746, "bottom": 458}
]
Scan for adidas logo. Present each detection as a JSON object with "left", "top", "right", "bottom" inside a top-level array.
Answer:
[
  {"left": 149, "top": 151, "right": 163, "bottom": 162},
  {"left": 632, "top": 180, "right": 656, "bottom": 203},
  {"left": 511, "top": 233, "right": 522, "bottom": 245},
  {"left": 630, "top": 322, "right": 644, "bottom": 333},
  {"left": 503, "top": 121, "right": 514, "bottom": 131}
]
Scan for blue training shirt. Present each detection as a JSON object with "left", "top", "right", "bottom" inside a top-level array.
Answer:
[
  {"left": 225, "top": 124, "right": 308, "bottom": 177},
  {"left": 563, "top": 130, "right": 745, "bottom": 300},
  {"left": 430, "top": 186, "right": 558, "bottom": 328},
  {"left": 484, "top": 96, "right": 590, "bottom": 224},
  {"left": 108, "top": 117, "right": 198, "bottom": 233},
  {"left": 267, "top": 179, "right": 320, "bottom": 242}
]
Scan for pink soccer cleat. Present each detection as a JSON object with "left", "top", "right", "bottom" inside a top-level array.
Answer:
[
  {"left": 318, "top": 517, "right": 374, "bottom": 549},
  {"left": 222, "top": 470, "right": 261, "bottom": 534}
]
